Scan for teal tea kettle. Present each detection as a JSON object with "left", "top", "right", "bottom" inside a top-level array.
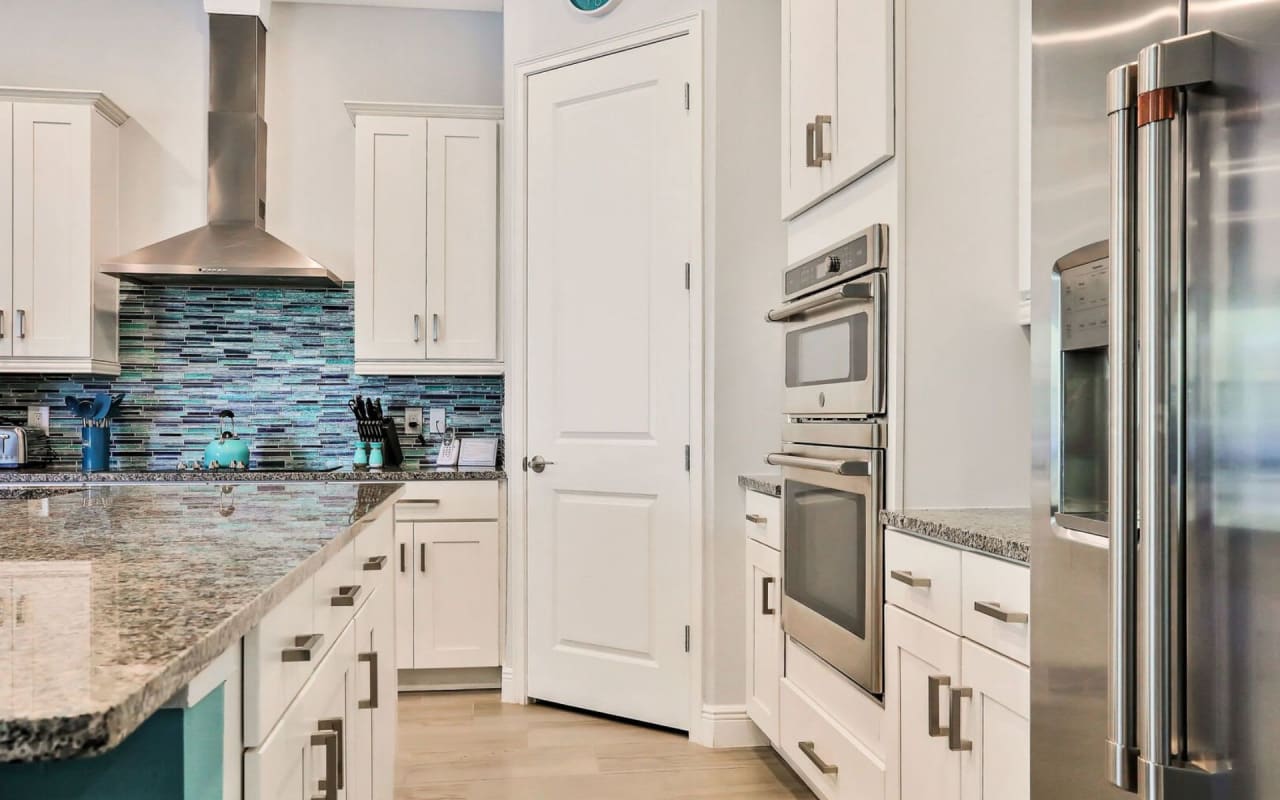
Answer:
[{"left": 203, "top": 410, "right": 251, "bottom": 469}]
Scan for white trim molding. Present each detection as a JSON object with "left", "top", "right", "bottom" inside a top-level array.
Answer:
[
  {"left": 353, "top": 359, "right": 503, "bottom": 376},
  {"left": 0, "top": 88, "right": 129, "bottom": 127},
  {"left": 278, "top": 0, "right": 500, "bottom": 12},
  {"left": 344, "top": 101, "right": 503, "bottom": 126},
  {"left": 699, "top": 705, "right": 771, "bottom": 749}
]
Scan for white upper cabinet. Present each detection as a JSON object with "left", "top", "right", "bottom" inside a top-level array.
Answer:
[
  {"left": 781, "top": 0, "right": 895, "bottom": 219},
  {"left": 0, "top": 90, "right": 127, "bottom": 375},
  {"left": 350, "top": 104, "right": 501, "bottom": 376}
]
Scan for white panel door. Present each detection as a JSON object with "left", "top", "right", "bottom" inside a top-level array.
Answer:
[
  {"left": 782, "top": 0, "right": 837, "bottom": 217},
  {"left": 0, "top": 102, "right": 12, "bottom": 357},
  {"left": 960, "top": 640, "right": 1030, "bottom": 800},
  {"left": 526, "top": 34, "right": 695, "bottom": 730},
  {"left": 745, "top": 540, "right": 781, "bottom": 745},
  {"left": 412, "top": 522, "right": 499, "bottom": 669},
  {"left": 426, "top": 117, "right": 498, "bottom": 362},
  {"left": 354, "top": 588, "right": 396, "bottom": 800},
  {"left": 885, "top": 605, "right": 962, "bottom": 800},
  {"left": 354, "top": 115, "right": 427, "bottom": 362},
  {"left": 11, "top": 102, "right": 92, "bottom": 359},
  {"left": 393, "top": 522, "right": 414, "bottom": 670}
]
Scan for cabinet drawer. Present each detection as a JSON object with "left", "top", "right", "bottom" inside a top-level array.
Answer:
[
  {"left": 395, "top": 482, "right": 499, "bottom": 521},
  {"left": 745, "top": 490, "right": 781, "bottom": 550},
  {"left": 355, "top": 511, "right": 396, "bottom": 595},
  {"left": 884, "top": 528, "right": 963, "bottom": 634},
  {"left": 244, "top": 575, "right": 319, "bottom": 747},
  {"left": 785, "top": 636, "right": 884, "bottom": 760},
  {"left": 961, "top": 551, "right": 1031, "bottom": 666},
  {"left": 780, "top": 679, "right": 886, "bottom": 800},
  {"left": 314, "top": 540, "right": 362, "bottom": 658}
]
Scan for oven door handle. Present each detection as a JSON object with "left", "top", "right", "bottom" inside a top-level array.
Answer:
[
  {"left": 766, "top": 280, "right": 874, "bottom": 323},
  {"left": 766, "top": 452, "right": 870, "bottom": 477}
]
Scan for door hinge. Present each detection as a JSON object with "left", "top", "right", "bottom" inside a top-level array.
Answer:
[
  {"left": 684, "top": 82, "right": 691, "bottom": 111},
  {"left": 684, "top": 625, "right": 691, "bottom": 653},
  {"left": 684, "top": 262, "right": 691, "bottom": 290},
  {"left": 684, "top": 445, "right": 691, "bottom": 471}
]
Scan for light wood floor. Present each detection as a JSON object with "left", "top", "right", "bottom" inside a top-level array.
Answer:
[{"left": 395, "top": 691, "right": 815, "bottom": 799}]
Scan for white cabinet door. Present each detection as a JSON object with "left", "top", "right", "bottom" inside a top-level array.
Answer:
[
  {"left": 426, "top": 118, "right": 498, "bottom": 362},
  {"left": 354, "top": 586, "right": 396, "bottom": 800},
  {"left": 885, "top": 605, "right": 962, "bottom": 800},
  {"left": 412, "top": 522, "right": 499, "bottom": 669},
  {"left": 11, "top": 102, "right": 92, "bottom": 360},
  {"left": 781, "top": 0, "right": 837, "bottom": 216},
  {"left": 832, "top": 0, "right": 895, "bottom": 189},
  {"left": 0, "top": 101, "right": 11, "bottom": 358},
  {"left": 960, "top": 640, "right": 1030, "bottom": 800},
  {"left": 745, "top": 539, "right": 781, "bottom": 745},
  {"left": 354, "top": 115, "right": 428, "bottom": 363},
  {"left": 393, "top": 522, "right": 415, "bottom": 670}
]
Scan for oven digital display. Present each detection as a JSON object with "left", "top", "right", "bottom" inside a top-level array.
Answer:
[{"left": 785, "top": 234, "right": 870, "bottom": 296}]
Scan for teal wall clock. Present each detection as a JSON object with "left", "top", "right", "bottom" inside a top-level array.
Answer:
[{"left": 569, "top": 0, "right": 624, "bottom": 15}]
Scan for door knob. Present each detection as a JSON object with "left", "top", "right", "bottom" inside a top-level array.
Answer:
[{"left": 528, "top": 455, "right": 555, "bottom": 473}]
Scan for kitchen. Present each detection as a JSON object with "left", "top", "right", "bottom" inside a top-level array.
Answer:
[{"left": 0, "top": 0, "right": 1274, "bottom": 799}]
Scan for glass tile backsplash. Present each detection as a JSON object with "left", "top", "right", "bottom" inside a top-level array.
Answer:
[{"left": 0, "top": 284, "right": 503, "bottom": 470}]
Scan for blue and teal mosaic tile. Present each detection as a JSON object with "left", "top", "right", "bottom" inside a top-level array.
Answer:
[{"left": 0, "top": 284, "right": 503, "bottom": 470}]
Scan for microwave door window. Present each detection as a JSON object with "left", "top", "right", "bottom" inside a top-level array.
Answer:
[
  {"left": 785, "top": 482, "right": 867, "bottom": 639},
  {"left": 787, "top": 313, "right": 869, "bottom": 387}
]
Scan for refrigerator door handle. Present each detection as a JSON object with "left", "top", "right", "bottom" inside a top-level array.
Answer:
[
  {"left": 1135, "top": 31, "right": 1234, "bottom": 800},
  {"left": 1105, "top": 60, "right": 1140, "bottom": 795}
]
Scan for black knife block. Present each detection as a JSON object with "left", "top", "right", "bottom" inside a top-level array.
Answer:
[{"left": 379, "top": 418, "right": 404, "bottom": 468}]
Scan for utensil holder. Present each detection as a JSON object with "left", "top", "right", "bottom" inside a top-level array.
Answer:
[{"left": 82, "top": 423, "right": 110, "bottom": 472}]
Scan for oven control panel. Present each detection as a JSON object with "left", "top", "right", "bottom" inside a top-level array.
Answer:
[{"left": 784, "top": 223, "right": 888, "bottom": 301}]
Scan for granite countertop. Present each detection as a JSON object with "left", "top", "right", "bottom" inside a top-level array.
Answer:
[
  {"left": 0, "top": 481, "right": 403, "bottom": 762},
  {"left": 0, "top": 466, "right": 505, "bottom": 486},
  {"left": 738, "top": 473, "right": 782, "bottom": 498},
  {"left": 881, "top": 508, "right": 1031, "bottom": 564}
]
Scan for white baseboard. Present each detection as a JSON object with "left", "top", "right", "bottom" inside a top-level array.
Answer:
[
  {"left": 397, "top": 667, "right": 501, "bottom": 693},
  {"left": 500, "top": 666, "right": 526, "bottom": 704},
  {"left": 698, "top": 704, "right": 770, "bottom": 749}
]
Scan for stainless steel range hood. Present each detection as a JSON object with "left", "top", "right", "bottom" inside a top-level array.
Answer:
[{"left": 104, "top": 14, "right": 341, "bottom": 288}]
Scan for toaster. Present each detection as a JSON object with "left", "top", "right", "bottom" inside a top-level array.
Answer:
[{"left": 0, "top": 425, "right": 53, "bottom": 468}]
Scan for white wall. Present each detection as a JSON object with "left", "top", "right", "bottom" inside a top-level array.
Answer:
[
  {"left": 0, "top": 0, "right": 502, "bottom": 281},
  {"left": 504, "top": 0, "right": 785, "bottom": 716},
  {"left": 267, "top": 2, "right": 502, "bottom": 279}
]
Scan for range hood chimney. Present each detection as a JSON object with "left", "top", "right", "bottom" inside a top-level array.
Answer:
[{"left": 103, "top": 14, "right": 342, "bottom": 288}]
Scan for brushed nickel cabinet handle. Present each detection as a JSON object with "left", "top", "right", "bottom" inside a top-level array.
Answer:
[
  {"left": 928, "top": 675, "right": 951, "bottom": 737},
  {"left": 399, "top": 499, "right": 441, "bottom": 505},
  {"left": 318, "top": 717, "right": 345, "bottom": 790},
  {"left": 891, "top": 569, "right": 932, "bottom": 589},
  {"left": 0, "top": 309, "right": 5, "bottom": 338},
  {"left": 420, "top": 542, "right": 427, "bottom": 574},
  {"left": 310, "top": 730, "right": 338, "bottom": 800},
  {"left": 798, "top": 740, "right": 838, "bottom": 775},
  {"left": 745, "top": 513, "right": 767, "bottom": 524},
  {"left": 282, "top": 633, "right": 323, "bottom": 663},
  {"left": 948, "top": 687, "right": 973, "bottom": 751},
  {"left": 805, "top": 122, "right": 819, "bottom": 167},
  {"left": 331, "top": 584, "right": 362, "bottom": 607},
  {"left": 15, "top": 309, "right": 25, "bottom": 339},
  {"left": 363, "top": 555, "right": 387, "bottom": 571},
  {"left": 432, "top": 312, "right": 440, "bottom": 343},
  {"left": 399, "top": 542, "right": 406, "bottom": 573},
  {"left": 761, "top": 576, "right": 775, "bottom": 616},
  {"left": 814, "top": 114, "right": 832, "bottom": 163},
  {"left": 974, "top": 600, "right": 1029, "bottom": 624},
  {"left": 359, "top": 651, "right": 380, "bottom": 710},
  {"left": 413, "top": 314, "right": 421, "bottom": 342}
]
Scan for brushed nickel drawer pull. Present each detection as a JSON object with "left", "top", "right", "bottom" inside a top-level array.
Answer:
[
  {"left": 891, "top": 569, "right": 932, "bottom": 588},
  {"left": 311, "top": 730, "right": 338, "bottom": 800},
  {"left": 359, "top": 651, "right": 380, "bottom": 710},
  {"left": 282, "top": 633, "right": 323, "bottom": 663},
  {"left": 400, "top": 542, "right": 406, "bottom": 573},
  {"left": 761, "top": 576, "right": 775, "bottom": 616},
  {"left": 745, "top": 513, "right": 768, "bottom": 524},
  {"left": 318, "top": 717, "right": 345, "bottom": 789},
  {"left": 974, "top": 600, "right": 1029, "bottom": 624},
  {"left": 948, "top": 687, "right": 973, "bottom": 751},
  {"left": 331, "top": 584, "right": 362, "bottom": 607},
  {"left": 363, "top": 555, "right": 387, "bottom": 571},
  {"left": 814, "top": 114, "right": 833, "bottom": 163},
  {"left": 798, "top": 740, "right": 838, "bottom": 775},
  {"left": 928, "top": 675, "right": 951, "bottom": 737},
  {"left": 420, "top": 542, "right": 427, "bottom": 574}
]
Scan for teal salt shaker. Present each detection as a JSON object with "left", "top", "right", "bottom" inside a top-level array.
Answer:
[
  {"left": 368, "top": 441, "right": 384, "bottom": 471},
  {"left": 353, "top": 440, "right": 369, "bottom": 469}
]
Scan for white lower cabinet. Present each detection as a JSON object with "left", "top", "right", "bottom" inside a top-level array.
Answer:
[
  {"left": 886, "top": 605, "right": 962, "bottom": 800},
  {"left": 958, "top": 640, "right": 1030, "bottom": 800},
  {"left": 746, "top": 538, "right": 782, "bottom": 745},
  {"left": 354, "top": 584, "right": 397, "bottom": 800},
  {"left": 779, "top": 679, "right": 886, "bottom": 800}
]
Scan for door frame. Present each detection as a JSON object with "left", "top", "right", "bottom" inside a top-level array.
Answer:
[{"left": 503, "top": 12, "right": 708, "bottom": 741}]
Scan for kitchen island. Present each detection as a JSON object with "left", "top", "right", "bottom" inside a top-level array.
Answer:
[{"left": 0, "top": 481, "right": 403, "bottom": 797}]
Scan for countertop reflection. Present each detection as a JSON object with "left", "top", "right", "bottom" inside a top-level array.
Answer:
[{"left": 0, "top": 481, "right": 402, "bottom": 762}]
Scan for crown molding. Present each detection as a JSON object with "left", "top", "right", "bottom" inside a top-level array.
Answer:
[
  {"left": 277, "top": 0, "right": 500, "bottom": 11},
  {"left": 344, "top": 101, "right": 503, "bottom": 125},
  {"left": 0, "top": 87, "right": 129, "bottom": 127}
]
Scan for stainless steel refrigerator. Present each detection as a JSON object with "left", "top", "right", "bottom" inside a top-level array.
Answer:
[{"left": 1033, "top": 1, "right": 1280, "bottom": 798}]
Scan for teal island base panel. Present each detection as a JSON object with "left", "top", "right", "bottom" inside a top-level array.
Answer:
[{"left": 0, "top": 684, "right": 224, "bottom": 800}]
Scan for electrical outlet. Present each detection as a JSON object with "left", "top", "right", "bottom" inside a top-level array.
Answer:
[
  {"left": 429, "top": 408, "right": 447, "bottom": 436},
  {"left": 27, "top": 406, "right": 49, "bottom": 434},
  {"left": 404, "top": 407, "right": 424, "bottom": 434}
]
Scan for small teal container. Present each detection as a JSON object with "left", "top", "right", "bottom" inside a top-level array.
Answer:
[
  {"left": 82, "top": 424, "right": 110, "bottom": 472},
  {"left": 353, "top": 440, "right": 369, "bottom": 469},
  {"left": 368, "top": 441, "right": 384, "bottom": 471}
]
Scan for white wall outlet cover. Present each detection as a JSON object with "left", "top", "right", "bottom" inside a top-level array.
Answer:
[
  {"left": 27, "top": 406, "right": 50, "bottom": 434},
  {"left": 404, "top": 407, "right": 424, "bottom": 432},
  {"left": 429, "top": 408, "right": 447, "bottom": 435}
]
